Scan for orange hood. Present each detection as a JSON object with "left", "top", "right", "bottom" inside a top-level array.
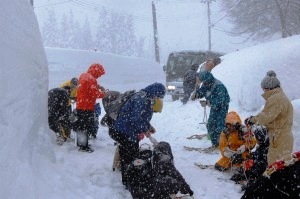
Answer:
[{"left": 226, "top": 111, "right": 242, "bottom": 125}]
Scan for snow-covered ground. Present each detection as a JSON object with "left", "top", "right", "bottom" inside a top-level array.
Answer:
[{"left": 0, "top": 1, "right": 299, "bottom": 199}]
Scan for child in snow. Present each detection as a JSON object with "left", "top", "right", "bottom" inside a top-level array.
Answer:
[
  {"left": 230, "top": 125, "right": 269, "bottom": 187},
  {"left": 215, "top": 111, "right": 256, "bottom": 172}
]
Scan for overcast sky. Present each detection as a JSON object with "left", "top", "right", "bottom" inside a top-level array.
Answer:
[{"left": 33, "top": 0, "right": 271, "bottom": 62}]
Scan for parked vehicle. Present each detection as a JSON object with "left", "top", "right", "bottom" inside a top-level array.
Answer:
[{"left": 163, "top": 50, "right": 224, "bottom": 101}]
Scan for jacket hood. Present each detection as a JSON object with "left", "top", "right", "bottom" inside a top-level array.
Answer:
[
  {"left": 87, "top": 63, "right": 105, "bottom": 78},
  {"left": 198, "top": 71, "right": 214, "bottom": 85},
  {"left": 225, "top": 111, "right": 242, "bottom": 125},
  {"left": 142, "top": 83, "right": 166, "bottom": 99}
]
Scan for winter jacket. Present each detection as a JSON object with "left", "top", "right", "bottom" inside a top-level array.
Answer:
[
  {"left": 216, "top": 112, "right": 256, "bottom": 170},
  {"left": 251, "top": 88, "right": 293, "bottom": 165},
  {"left": 76, "top": 63, "right": 105, "bottom": 111},
  {"left": 60, "top": 80, "right": 77, "bottom": 105},
  {"left": 242, "top": 160, "right": 300, "bottom": 199},
  {"left": 183, "top": 65, "right": 198, "bottom": 93},
  {"left": 114, "top": 83, "right": 166, "bottom": 142},
  {"left": 195, "top": 71, "right": 230, "bottom": 146},
  {"left": 48, "top": 88, "right": 71, "bottom": 133},
  {"left": 238, "top": 126, "right": 269, "bottom": 180}
]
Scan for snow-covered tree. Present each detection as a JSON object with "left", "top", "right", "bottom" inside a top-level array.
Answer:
[
  {"left": 221, "top": 0, "right": 300, "bottom": 39},
  {"left": 42, "top": 9, "right": 59, "bottom": 47},
  {"left": 80, "top": 17, "right": 94, "bottom": 50}
]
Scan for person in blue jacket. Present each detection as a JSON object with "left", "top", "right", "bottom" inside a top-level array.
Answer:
[
  {"left": 111, "top": 82, "right": 166, "bottom": 188},
  {"left": 192, "top": 71, "right": 230, "bottom": 150}
]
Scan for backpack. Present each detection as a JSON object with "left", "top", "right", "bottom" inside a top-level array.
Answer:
[{"left": 102, "top": 90, "right": 136, "bottom": 120}]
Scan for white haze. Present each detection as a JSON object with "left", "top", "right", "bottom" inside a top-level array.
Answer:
[{"left": 0, "top": 1, "right": 299, "bottom": 199}]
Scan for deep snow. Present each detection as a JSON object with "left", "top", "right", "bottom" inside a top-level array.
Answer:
[{"left": 0, "top": 1, "right": 299, "bottom": 199}]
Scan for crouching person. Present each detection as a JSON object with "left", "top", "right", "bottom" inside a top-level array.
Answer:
[
  {"left": 242, "top": 151, "right": 300, "bottom": 199},
  {"left": 48, "top": 86, "right": 72, "bottom": 145},
  {"left": 112, "top": 83, "right": 166, "bottom": 188},
  {"left": 230, "top": 125, "right": 269, "bottom": 186},
  {"left": 215, "top": 111, "right": 256, "bottom": 172},
  {"left": 127, "top": 142, "right": 194, "bottom": 199}
]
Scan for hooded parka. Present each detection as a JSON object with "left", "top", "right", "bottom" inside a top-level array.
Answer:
[
  {"left": 76, "top": 63, "right": 105, "bottom": 110},
  {"left": 251, "top": 87, "right": 294, "bottom": 165},
  {"left": 216, "top": 111, "right": 256, "bottom": 170}
]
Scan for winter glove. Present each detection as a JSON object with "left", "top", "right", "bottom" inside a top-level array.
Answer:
[
  {"left": 237, "top": 145, "right": 246, "bottom": 154},
  {"left": 190, "top": 93, "right": 197, "bottom": 101},
  {"left": 149, "top": 126, "right": 156, "bottom": 133},
  {"left": 244, "top": 116, "right": 254, "bottom": 126},
  {"left": 243, "top": 159, "right": 254, "bottom": 171},
  {"left": 138, "top": 133, "right": 145, "bottom": 141},
  {"left": 263, "top": 160, "right": 285, "bottom": 177},
  {"left": 224, "top": 147, "right": 235, "bottom": 158},
  {"left": 199, "top": 100, "right": 207, "bottom": 107},
  {"left": 231, "top": 154, "right": 243, "bottom": 164}
]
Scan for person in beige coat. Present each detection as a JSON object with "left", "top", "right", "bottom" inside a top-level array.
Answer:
[{"left": 245, "top": 70, "right": 294, "bottom": 165}]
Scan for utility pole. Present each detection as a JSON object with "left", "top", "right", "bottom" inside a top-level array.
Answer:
[
  {"left": 152, "top": 1, "right": 160, "bottom": 63},
  {"left": 201, "top": 0, "right": 214, "bottom": 51}
]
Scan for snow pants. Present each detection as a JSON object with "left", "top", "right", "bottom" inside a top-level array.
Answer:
[
  {"left": 73, "top": 109, "right": 94, "bottom": 147},
  {"left": 207, "top": 104, "right": 228, "bottom": 147},
  {"left": 109, "top": 127, "right": 139, "bottom": 186}
]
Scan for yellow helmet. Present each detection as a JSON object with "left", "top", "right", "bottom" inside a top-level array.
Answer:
[{"left": 152, "top": 98, "right": 163, "bottom": 113}]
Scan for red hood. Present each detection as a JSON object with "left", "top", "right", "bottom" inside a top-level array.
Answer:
[{"left": 87, "top": 63, "right": 105, "bottom": 78}]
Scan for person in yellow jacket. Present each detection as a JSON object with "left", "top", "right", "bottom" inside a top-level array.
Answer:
[
  {"left": 60, "top": 77, "right": 78, "bottom": 105},
  {"left": 215, "top": 111, "right": 256, "bottom": 172},
  {"left": 59, "top": 77, "right": 78, "bottom": 139}
]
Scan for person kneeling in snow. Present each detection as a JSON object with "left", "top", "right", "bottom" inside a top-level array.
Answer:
[
  {"left": 127, "top": 142, "right": 194, "bottom": 199},
  {"left": 242, "top": 151, "right": 300, "bottom": 199},
  {"left": 215, "top": 111, "right": 256, "bottom": 172},
  {"left": 230, "top": 125, "right": 269, "bottom": 188}
]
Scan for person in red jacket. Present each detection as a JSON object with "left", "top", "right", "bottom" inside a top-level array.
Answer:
[{"left": 74, "top": 63, "right": 106, "bottom": 152}]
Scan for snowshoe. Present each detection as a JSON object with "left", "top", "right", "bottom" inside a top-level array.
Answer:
[
  {"left": 78, "top": 146, "right": 94, "bottom": 153},
  {"left": 187, "top": 134, "right": 207, "bottom": 140},
  {"left": 184, "top": 146, "right": 219, "bottom": 154},
  {"left": 194, "top": 163, "right": 214, "bottom": 169}
]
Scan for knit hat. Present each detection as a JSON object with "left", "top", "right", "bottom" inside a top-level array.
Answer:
[{"left": 261, "top": 70, "right": 280, "bottom": 89}]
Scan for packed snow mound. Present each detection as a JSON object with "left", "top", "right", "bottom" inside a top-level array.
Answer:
[
  {"left": 0, "top": 1, "right": 56, "bottom": 198},
  {"left": 46, "top": 47, "right": 165, "bottom": 92},
  {"left": 213, "top": 35, "right": 300, "bottom": 111}
]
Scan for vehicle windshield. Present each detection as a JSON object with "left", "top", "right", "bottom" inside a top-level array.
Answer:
[{"left": 166, "top": 53, "right": 206, "bottom": 82}]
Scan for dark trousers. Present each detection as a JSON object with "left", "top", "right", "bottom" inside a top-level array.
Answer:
[
  {"left": 109, "top": 127, "right": 139, "bottom": 186},
  {"left": 73, "top": 109, "right": 94, "bottom": 147}
]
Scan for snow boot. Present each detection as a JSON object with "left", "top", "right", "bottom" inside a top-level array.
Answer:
[
  {"left": 56, "top": 133, "right": 65, "bottom": 145},
  {"left": 78, "top": 146, "right": 94, "bottom": 153},
  {"left": 76, "top": 131, "right": 88, "bottom": 147}
]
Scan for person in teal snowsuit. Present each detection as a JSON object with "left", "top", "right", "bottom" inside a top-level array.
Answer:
[{"left": 192, "top": 71, "right": 230, "bottom": 148}]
